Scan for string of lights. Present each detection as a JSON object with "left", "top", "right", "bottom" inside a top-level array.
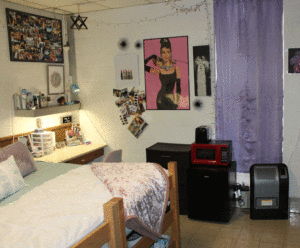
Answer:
[{"left": 91, "top": 0, "right": 208, "bottom": 27}]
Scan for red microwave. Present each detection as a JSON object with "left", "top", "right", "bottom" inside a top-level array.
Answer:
[{"left": 191, "top": 140, "right": 232, "bottom": 166}]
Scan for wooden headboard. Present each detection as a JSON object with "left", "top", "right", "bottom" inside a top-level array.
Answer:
[{"left": 0, "top": 123, "right": 72, "bottom": 148}]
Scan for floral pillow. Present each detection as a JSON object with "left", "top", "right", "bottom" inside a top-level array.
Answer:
[
  {"left": 0, "top": 141, "right": 37, "bottom": 177},
  {"left": 0, "top": 155, "right": 25, "bottom": 200}
]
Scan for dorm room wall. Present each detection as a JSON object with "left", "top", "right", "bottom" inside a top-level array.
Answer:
[
  {"left": 70, "top": 0, "right": 215, "bottom": 162},
  {"left": 283, "top": 0, "right": 300, "bottom": 198},
  {"left": 0, "top": 1, "right": 81, "bottom": 138},
  {"left": 70, "top": 0, "right": 300, "bottom": 198}
]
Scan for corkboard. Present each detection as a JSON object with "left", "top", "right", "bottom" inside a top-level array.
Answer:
[{"left": 0, "top": 123, "right": 72, "bottom": 148}]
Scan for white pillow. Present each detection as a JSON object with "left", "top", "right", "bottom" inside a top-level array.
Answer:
[{"left": 0, "top": 155, "right": 25, "bottom": 200}]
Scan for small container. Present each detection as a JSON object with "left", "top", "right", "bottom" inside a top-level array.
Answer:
[
  {"left": 41, "top": 94, "right": 47, "bottom": 108},
  {"left": 33, "top": 94, "right": 40, "bottom": 108},
  {"left": 26, "top": 92, "right": 33, "bottom": 109},
  {"left": 13, "top": 93, "right": 21, "bottom": 109},
  {"left": 21, "top": 89, "right": 27, "bottom": 110},
  {"left": 31, "top": 131, "right": 55, "bottom": 157},
  {"left": 47, "top": 96, "right": 52, "bottom": 107}
]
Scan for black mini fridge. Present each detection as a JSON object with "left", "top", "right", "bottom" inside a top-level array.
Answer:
[
  {"left": 187, "top": 162, "right": 236, "bottom": 223},
  {"left": 250, "top": 163, "right": 289, "bottom": 220}
]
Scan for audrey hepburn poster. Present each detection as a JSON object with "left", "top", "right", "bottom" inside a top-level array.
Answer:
[{"left": 144, "top": 36, "right": 190, "bottom": 110}]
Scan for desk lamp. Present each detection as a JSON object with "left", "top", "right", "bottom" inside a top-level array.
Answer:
[
  {"left": 70, "top": 82, "right": 80, "bottom": 94},
  {"left": 66, "top": 76, "right": 80, "bottom": 104}
]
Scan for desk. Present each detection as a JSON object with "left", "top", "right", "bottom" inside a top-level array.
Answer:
[{"left": 33, "top": 143, "right": 107, "bottom": 164}]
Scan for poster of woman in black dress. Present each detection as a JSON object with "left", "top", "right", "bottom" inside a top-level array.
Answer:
[{"left": 144, "top": 36, "right": 189, "bottom": 110}]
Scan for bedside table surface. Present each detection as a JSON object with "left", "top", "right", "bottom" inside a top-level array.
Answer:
[
  {"left": 33, "top": 143, "right": 107, "bottom": 163},
  {"left": 146, "top": 142, "right": 191, "bottom": 153}
]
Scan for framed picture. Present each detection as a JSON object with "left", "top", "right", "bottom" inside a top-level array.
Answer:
[
  {"left": 143, "top": 36, "right": 190, "bottom": 110},
  {"left": 6, "top": 8, "right": 63, "bottom": 63},
  {"left": 193, "top": 45, "right": 211, "bottom": 96},
  {"left": 288, "top": 48, "right": 300, "bottom": 73},
  {"left": 114, "top": 55, "right": 139, "bottom": 88},
  {"left": 47, "top": 65, "right": 64, "bottom": 95}
]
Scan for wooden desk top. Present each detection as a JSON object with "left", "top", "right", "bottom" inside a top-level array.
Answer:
[{"left": 33, "top": 143, "right": 107, "bottom": 163}]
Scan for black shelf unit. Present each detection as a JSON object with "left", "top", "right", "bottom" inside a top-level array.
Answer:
[
  {"left": 146, "top": 142, "right": 191, "bottom": 215},
  {"left": 187, "top": 162, "right": 237, "bottom": 223}
]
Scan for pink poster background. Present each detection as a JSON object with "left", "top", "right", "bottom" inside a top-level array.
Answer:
[{"left": 144, "top": 36, "right": 190, "bottom": 110}]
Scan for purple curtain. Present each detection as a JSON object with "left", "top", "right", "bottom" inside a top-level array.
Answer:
[{"left": 214, "top": 0, "right": 283, "bottom": 173}]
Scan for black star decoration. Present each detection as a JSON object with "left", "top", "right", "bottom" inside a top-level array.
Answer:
[{"left": 70, "top": 15, "right": 88, "bottom": 30}]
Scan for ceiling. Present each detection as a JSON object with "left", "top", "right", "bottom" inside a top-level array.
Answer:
[{"left": 3, "top": 0, "right": 180, "bottom": 15}]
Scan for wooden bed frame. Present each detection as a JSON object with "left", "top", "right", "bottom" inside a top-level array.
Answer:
[
  {"left": 0, "top": 129, "right": 181, "bottom": 248},
  {"left": 73, "top": 161, "right": 181, "bottom": 248}
]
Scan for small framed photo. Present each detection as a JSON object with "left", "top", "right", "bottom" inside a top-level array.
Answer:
[
  {"left": 47, "top": 65, "right": 65, "bottom": 95},
  {"left": 114, "top": 55, "right": 139, "bottom": 88},
  {"left": 288, "top": 48, "right": 300, "bottom": 73}
]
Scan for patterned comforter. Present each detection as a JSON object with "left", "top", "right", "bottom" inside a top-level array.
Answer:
[{"left": 90, "top": 162, "right": 169, "bottom": 242}]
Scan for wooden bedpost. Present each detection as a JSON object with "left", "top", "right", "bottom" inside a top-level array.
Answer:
[
  {"left": 168, "top": 161, "right": 181, "bottom": 248},
  {"left": 104, "top": 197, "right": 127, "bottom": 248},
  {"left": 73, "top": 197, "right": 127, "bottom": 248}
]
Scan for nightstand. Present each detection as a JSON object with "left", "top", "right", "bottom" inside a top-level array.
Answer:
[{"left": 146, "top": 142, "right": 191, "bottom": 215}]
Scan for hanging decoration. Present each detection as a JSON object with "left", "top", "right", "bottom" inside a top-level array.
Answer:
[
  {"left": 91, "top": 0, "right": 207, "bottom": 27},
  {"left": 166, "top": 0, "right": 207, "bottom": 13},
  {"left": 118, "top": 38, "right": 129, "bottom": 50},
  {"left": 193, "top": 99, "right": 203, "bottom": 110},
  {"left": 70, "top": 5, "right": 88, "bottom": 30}
]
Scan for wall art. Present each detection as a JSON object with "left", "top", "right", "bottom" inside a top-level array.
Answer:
[
  {"left": 6, "top": 8, "right": 63, "bottom": 63},
  {"left": 193, "top": 45, "right": 211, "bottom": 96},
  {"left": 128, "top": 115, "right": 148, "bottom": 139},
  {"left": 114, "top": 55, "right": 139, "bottom": 88},
  {"left": 48, "top": 65, "right": 64, "bottom": 95},
  {"left": 288, "top": 48, "right": 300, "bottom": 73},
  {"left": 144, "top": 36, "right": 190, "bottom": 110},
  {"left": 113, "top": 87, "right": 147, "bottom": 138}
]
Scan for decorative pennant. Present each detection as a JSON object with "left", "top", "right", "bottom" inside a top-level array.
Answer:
[{"left": 70, "top": 15, "right": 88, "bottom": 30}]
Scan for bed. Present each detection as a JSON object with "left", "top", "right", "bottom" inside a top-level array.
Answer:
[{"left": 0, "top": 141, "right": 181, "bottom": 248}]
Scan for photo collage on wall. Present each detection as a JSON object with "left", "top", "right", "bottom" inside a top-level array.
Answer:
[
  {"left": 6, "top": 8, "right": 63, "bottom": 63},
  {"left": 113, "top": 87, "right": 148, "bottom": 138}
]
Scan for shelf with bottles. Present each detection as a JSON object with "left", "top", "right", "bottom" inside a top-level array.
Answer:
[{"left": 14, "top": 103, "right": 81, "bottom": 117}]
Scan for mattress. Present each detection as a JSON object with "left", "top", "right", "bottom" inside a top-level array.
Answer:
[
  {"left": 0, "top": 161, "right": 82, "bottom": 206},
  {"left": 0, "top": 163, "right": 114, "bottom": 247}
]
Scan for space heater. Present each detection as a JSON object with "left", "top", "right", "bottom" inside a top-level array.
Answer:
[{"left": 250, "top": 163, "right": 289, "bottom": 220}]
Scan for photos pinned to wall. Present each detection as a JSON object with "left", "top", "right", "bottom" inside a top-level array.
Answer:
[
  {"left": 113, "top": 87, "right": 147, "bottom": 138},
  {"left": 128, "top": 115, "right": 148, "bottom": 138}
]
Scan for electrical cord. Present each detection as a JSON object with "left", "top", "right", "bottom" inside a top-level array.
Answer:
[{"left": 234, "top": 183, "right": 249, "bottom": 207}]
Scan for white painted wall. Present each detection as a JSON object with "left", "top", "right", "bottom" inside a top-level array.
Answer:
[
  {"left": 1, "top": 0, "right": 300, "bottom": 197},
  {"left": 70, "top": 0, "right": 215, "bottom": 162},
  {"left": 283, "top": 0, "right": 300, "bottom": 198},
  {"left": 0, "top": 1, "right": 82, "bottom": 138}
]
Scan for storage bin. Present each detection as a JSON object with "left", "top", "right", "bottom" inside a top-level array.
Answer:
[{"left": 31, "top": 131, "right": 55, "bottom": 157}]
